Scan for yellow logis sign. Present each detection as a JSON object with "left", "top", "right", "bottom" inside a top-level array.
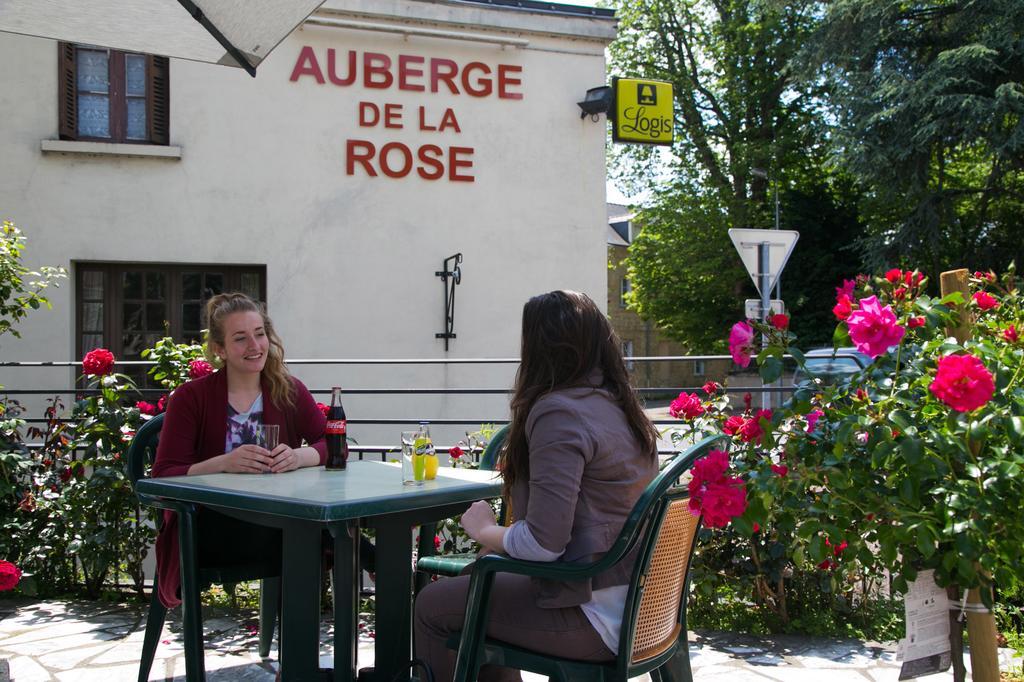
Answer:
[{"left": 612, "top": 77, "right": 674, "bottom": 146}]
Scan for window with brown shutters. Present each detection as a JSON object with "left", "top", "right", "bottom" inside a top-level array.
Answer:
[
  {"left": 76, "top": 263, "right": 266, "bottom": 387},
  {"left": 58, "top": 43, "right": 169, "bottom": 145}
]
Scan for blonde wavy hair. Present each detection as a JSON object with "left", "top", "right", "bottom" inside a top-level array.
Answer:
[{"left": 204, "top": 293, "right": 295, "bottom": 409}]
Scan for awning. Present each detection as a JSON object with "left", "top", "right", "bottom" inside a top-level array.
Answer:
[{"left": 0, "top": 0, "right": 325, "bottom": 77}]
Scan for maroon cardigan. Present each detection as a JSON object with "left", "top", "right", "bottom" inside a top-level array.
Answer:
[{"left": 151, "top": 369, "right": 327, "bottom": 608}]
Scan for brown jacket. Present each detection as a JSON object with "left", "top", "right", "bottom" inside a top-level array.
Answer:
[{"left": 509, "top": 378, "right": 658, "bottom": 609}]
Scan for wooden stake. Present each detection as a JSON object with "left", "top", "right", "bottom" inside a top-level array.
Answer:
[
  {"left": 940, "top": 269, "right": 972, "bottom": 343},
  {"left": 940, "top": 268, "right": 1000, "bottom": 682}
]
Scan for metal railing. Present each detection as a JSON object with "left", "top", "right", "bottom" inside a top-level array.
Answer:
[{"left": 0, "top": 354, "right": 804, "bottom": 455}]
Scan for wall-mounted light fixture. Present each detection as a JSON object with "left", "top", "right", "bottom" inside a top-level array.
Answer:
[
  {"left": 436, "top": 253, "right": 463, "bottom": 352},
  {"left": 577, "top": 85, "right": 612, "bottom": 121}
]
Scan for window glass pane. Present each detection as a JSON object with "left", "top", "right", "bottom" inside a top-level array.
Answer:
[
  {"left": 78, "top": 94, "right": 110, "bottom": 138},
  {"left": 81, "top": 271, "right": 103, "bottom": 299},
  {"left": 183, "top": 303, "right": 200, "bottom": 332},
  {"left": 125, "top": 54, "right": 146, "bottom": 96},
  {"left": 82, "top": 334, "right": 104, "bottom": 353},
  {"left": 82, "top": 302, "right": 103, "bottom": 332},
  {"left": 122, "top": 332, "right": 144, "bottom": 357},
  {"left": 76, "top": 49, "right": 109, "bottom": 93},
  {"left": 183, "top": 273, "right": 201, "bottom": 299},
  {"left": 205, "top": 274, "right": 224, "bottom": 297},
  {"left": 145, "top": 272, "right": 165, "bottom": 299},
  {"left": 240, "top": 273, "right": 261, "bottom": 301},
  {"left": 126, "top": 98, "right": 146, "bottom": 140},
  {"left": 146, "top": 303, "right": 166, "bottom": 331},
  {"left": 123, "top": 272, "right": 142, "bottom": 299},
  {"left": 123, "top": 303, "right": 143, "bottom": 331}
]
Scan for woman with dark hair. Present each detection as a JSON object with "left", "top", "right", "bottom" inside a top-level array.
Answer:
[
  {"left": 414, "top": 290, "right": 660, "bottom": 682},
  {"left": 151, "top": 293, "right": 330, "bottom": 609}
]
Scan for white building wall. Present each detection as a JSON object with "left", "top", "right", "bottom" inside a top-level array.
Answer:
[{"left": 0, "top": 0, "right": 615, "bottom": 446}]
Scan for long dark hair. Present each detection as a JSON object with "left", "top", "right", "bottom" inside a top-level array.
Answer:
[
  {"left": 500, "top": 290, "right": 658, "bottom": 497},
  {"left": 204, "top": 292, "right": 295, "bottom": 409}
]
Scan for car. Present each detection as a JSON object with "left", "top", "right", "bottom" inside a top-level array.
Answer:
[{"left": 792, "top": 347, "right": 872, "bottom": 388}]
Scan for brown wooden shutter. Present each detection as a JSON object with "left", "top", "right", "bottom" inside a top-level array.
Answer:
[
  {"left": 148, "top": 55, "right": 170, "bottom": 145},
  {"left": 58, "top": 43, "right": 77, "bottom": 140}
]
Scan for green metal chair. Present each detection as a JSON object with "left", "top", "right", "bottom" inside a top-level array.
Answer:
[
  {"left": 127, "top": 413, "right": 281, "bottom": 682},
  {"left": 416, "top": 425, "right": 508, "bottom": 580},
  {"left": 448, "top": 433, "right": 728, "bottom": 682}
]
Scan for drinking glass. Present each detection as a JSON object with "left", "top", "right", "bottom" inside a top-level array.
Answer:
[
  {"left": 260, "top": 424, "right": 280, "bottom": 451},
  {"left": 260, "top": 425, "right": 279, "bottom": 474},
  {"left": 401, "top": 430, "right": 424, "bottom": 486}
]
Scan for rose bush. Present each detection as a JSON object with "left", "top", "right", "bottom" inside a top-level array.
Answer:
[{"left": 669, "top": 265, "right": 1024, "bottom": 633}]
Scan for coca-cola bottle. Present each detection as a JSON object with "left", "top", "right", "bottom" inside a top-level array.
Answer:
[{"left": 325, "top": 386, "right": 348, "bottom": 470}]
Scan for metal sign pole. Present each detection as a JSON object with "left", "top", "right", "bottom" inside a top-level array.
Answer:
[{"left": 758, "top": 242, "right": 771, "bottom": 410}]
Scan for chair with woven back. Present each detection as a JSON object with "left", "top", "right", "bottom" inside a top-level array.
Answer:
[
  {"left": 447, "top": 433, "right": 728, "bottom": 682},
  {"left": 126, "top": 412, "right": 281, "bottom": 682}
]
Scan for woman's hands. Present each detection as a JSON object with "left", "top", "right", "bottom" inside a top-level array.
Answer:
[
  {"left": 461, "top": 500, "right": 507, "bottom": 554},
  {"left": 221, "top": 444, "right": 275, "bottom": 473},
  {"left": 460, "top": 500, "right": 498, "bottom": 540},
  {"left": 267, "top": 444, "right": 303, "bottom": 473}
]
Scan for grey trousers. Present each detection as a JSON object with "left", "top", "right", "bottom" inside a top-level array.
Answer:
[{"left": 414, "top": 573, "right": 614, "bottom": 682}]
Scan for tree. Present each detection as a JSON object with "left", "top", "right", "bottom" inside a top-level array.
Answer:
[
  {"left": 801, "top": 0, "right": 1024, "bottom": 274},
  {"left": 610, "top": 0, "right": 859, "bottom": 350}
]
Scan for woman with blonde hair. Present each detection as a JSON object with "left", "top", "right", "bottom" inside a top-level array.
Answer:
[{"left": 151, "top": 292, "right": 329, "bottom": 609}]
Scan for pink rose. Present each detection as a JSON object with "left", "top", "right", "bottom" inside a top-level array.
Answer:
[
  {"left": 188, "top": 359, "right": 214, "bottom": 380},
  {"left": 693, "top": 478, "right": 748, "bottom": 528},
  {"left": 702, "top": 381, "right": 721, "bottom": 395},
  {"left": 973, "top": 271, "right": 995, "bottom": 282},
  {"left": 846, "top": 296, "right": 906, "bottom": 358},
  {"left": 82, "top": 348, "right": 115, "bottom": 376},
  {"left": 691, "top": 449, "right": 730, "bottom": 482},
  {"left": 136, "top": 401, "right": 158, "bottom": 416},
  {"left": 805, "top": 409, "right": 824, "bottom": 432},
  {"left": 907, "top": 316, "right": 926, "bottom": 328},
  {"left": 904, "top": 270, "right": 924, "bottom": 287},
  {"left": 729, "top": 321, "right": 755, "bottom": 368},
  {"left": 738, "top": 409, "right": 772, "bottom": 444},
  {"left": 722, "top": 415, "right": 745, "bottom": 435},
  {"left": 0, "top": 560, "right": 21, "bottom": 591},
  {"left": 833, "top": 295, "right": 853, "bottom": 321},
  {"left": 669, "top": 392, "right": 705, "bottom": 420},
  {"left": 157, "top": 394, "right": 168, "bottom": 412},
  {"left": 687, "top": 449, "right": 747, "bottom": 528},
  {"left": 972, "top": 291, "right": 999, "bottom": 311},
  {"left": 1004, "top": 325, "right": 1019, "bottom": 343},
  {"left": 835, "top": 279, "right": 856, "bottom": 300},
  {"left": 770, "top": 313, "right": 789, "bottom": 330},
  {"left": 449, "top": 446, "right": 464, "bottom": 460},
  {"left": 316, "top": 402, "right": 330, "bottom": 417},
  {"left": 885, "top": 268, "right": 903, "bottom": 284},
  {"left": 771, "top": 464, "right": 789, "bottom": 478},
  {"left": 929, "top": 353, "right": 995, "bottom": 413}
]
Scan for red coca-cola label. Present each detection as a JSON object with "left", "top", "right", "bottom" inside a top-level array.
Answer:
[{"left": 326, "top": 419, "right": 347, "bottom": 435}]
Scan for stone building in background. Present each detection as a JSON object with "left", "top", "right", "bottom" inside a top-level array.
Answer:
[{"left": 606, "top": 203, "right": 731, "bottom": 392}]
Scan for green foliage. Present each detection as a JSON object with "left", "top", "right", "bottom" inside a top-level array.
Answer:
[
  {"left": 142, "top": 336, "right": 209, "bottom": 389},
  {"left": 800, "top": 0, "right": 1024, "bottom": 273},
  {"left": 607, "top": 1, "right": 865, "bottom": 351},
  {"left": 63, "top": 372, "right": 154, "bottom": 598},
  {"left": 0, "top": 219, "right": 65, "bottom": 343}
]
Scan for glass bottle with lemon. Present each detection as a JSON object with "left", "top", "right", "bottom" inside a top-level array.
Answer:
[{"left": 414, "top": 421, "right": 439, "bottom": 481}]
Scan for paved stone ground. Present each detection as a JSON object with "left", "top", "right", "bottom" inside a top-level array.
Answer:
[{"left": 0, "top": 599, "right": 1018, "bottom": 681}]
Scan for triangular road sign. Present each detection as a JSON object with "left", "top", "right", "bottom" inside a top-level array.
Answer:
[{"left": 728, "top": 229, "right": 799, "bottom": 296}]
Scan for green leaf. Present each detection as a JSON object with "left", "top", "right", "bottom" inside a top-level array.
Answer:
[
  {"left": 760, "top": 356, "right": 783, "bottom": 383},
  {"left": 833, "top": 324, "right": 852, "bottom": 348},
  {"left": 900, "top": 438, "right": 923, "bottom": 466}
]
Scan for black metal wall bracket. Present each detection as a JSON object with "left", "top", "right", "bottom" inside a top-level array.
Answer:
[{"left": 436, "top": 253, "right": 463, "bottom": 351}]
